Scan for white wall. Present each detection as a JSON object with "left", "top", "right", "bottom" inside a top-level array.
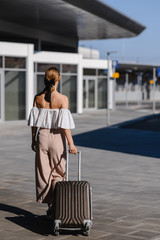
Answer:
[
  {"left": 0, "top": 42, "right": 30, "bottom": 56},
  {"left": 82, "top": 59, "right": 107, "bottom": 70},
  {"left": 78, "top": 47, "right": 100, "bottom": 59},
  {"left": 33, "top": 51, "right": 81, "bottom": 64}
]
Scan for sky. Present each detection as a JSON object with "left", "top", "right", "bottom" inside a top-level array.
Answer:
[{"left": 79, "top": 0, "right": 160, "bottom": 65}]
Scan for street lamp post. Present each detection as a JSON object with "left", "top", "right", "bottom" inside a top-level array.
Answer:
[
  {"left": 125, "top": 72, "right": 129, "bottom": 109},
  {"left": 107, "top": 51, "right": 117, "bottom": 126},
  {"left": 153, "top": 67, "right": 156, "bottom": 113},
  {"left": 125, "top": 69, "right": 132, "bottom": 109}
]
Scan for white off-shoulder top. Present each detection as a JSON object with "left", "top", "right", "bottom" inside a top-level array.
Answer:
[{"left": 28, "top": 107, "right": 75, "bottom": 129}]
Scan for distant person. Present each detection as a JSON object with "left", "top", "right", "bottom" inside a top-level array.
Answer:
[{"left": 28, "top": 67, "right": 77, "bottom": 217}]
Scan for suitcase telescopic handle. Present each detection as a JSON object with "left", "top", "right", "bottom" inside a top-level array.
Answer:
[{"left": 66, "top": 150, "right": 81, "bottom": 181}]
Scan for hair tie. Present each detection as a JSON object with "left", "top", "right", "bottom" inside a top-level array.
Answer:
[{"left": 44, "top": 78, "right": 55, "bottom": 102}]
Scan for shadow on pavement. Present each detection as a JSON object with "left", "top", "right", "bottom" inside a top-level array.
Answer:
[
  {"left": 73, "top": 116, "right": 160, "bottom": 159},
  {"left": 0, "top": 203, "right": 49, "bottom": 236},
  {"left": 0, "top": 203, "right": 84, "bottom": 236},
  {"left": 121, "top": 114, "right": 160, "bottom": 132}
]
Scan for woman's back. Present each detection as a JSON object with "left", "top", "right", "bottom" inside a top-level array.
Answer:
[{"left": 34, "top": 91, "right": 68, "bottom": 109}]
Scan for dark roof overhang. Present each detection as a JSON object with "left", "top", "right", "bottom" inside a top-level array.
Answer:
[
  {"left": 0, "top": 0, "right": 146, "bottom": 49},
  {"left": 64, "top": 0, "right": 146, "bottom": 39}
]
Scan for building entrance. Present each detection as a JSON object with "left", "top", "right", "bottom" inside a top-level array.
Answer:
[{"left": 83, "top": 77, "right": 97, "bottom": 110}]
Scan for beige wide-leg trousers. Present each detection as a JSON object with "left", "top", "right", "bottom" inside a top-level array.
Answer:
[{"left": 35, "top": 128, "right": 67, "bottom": 204}]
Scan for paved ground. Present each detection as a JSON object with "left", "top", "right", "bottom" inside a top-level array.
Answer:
[{"left": 1, "top": 107, "right": 160, "bottom": 240}]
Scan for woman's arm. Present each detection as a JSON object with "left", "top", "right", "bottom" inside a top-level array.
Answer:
[
  {"left": 31, "top": 126, "right": 37, "bottom": 152},
  {"left": 31, "top": 96, "right": 37, "bottom": 152},
  {"left": 63, "top": 129, "right": 77, "bottom": 154},
  {"left": 62, "top": 95, "right": 77, "bottom": 154}
]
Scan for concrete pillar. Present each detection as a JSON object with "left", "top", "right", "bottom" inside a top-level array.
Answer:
[
  {"left": 109, "top": 60, "right": 113, "bottom": 109},
  {"left": 77, "top": 54, "right": 83, "bottom": 114},
  {"left": 26, "top": 44, "right": 34, "bottom": 119}
]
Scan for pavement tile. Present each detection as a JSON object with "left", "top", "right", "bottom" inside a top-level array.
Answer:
[
  {"left": 45, "top": 236, "right": 70, "bottom": 240},
  {"left": 56, "top": 230, "right": 111, "bottom": 240},
  {"left": 97, "top": 233, "right": 143, "bottom": 240},
  {"left": 109, "top": 220, "right": 140, "bottom": 228},
  {"left": 0, "top": 220, "right": 23, "bottom": 231},
  {"left": 4, "top": 233, "right": 46, "bottom": 240},
  {"left": 61, "top": 236, "right": 90, "bottom": 240},
  {"left": 140, "top": 219, "right": 160, "bottom": 226},
  {"left": 1, "top": 109, "right": 160, "bottom": 240},
  {"left": 93, "top": 217, "right": 118, "bottom": 225},
  {"left": 93, "top": 224, "right": 136, "bottom": 235},
  {"left": 87, "top": 229, "right": 111, "bottom": 239},
  {"left": 118, "top": 215, "right": 153, "bottom": 224},
  {"left": 135, "top": 223, "right": 160, "bottom": 233},
  {"left": 0, "top": 232, "right": 18, "bottom": 240},
  {"left": 128, "top": 230, "right": 160, "bottom": 239}
]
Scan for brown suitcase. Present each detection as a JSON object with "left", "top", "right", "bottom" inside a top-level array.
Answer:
[{"left": 51, "top": 151, "right": 92, "bottom": 236}]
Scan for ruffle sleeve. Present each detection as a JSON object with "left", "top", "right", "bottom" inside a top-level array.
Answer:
[
  {"left": 28, "top": 107, "right": 40, "bottom": 127},
  {"left": 28, "top": 107, "right": 75, "bottom": 129},
  {"left": 58, "top": 108, "right": 75, "bottom": 129}
]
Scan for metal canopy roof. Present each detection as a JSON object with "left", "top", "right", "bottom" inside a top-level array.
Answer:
[
  {"left": 64, "top": 0, "right": 146, "bottom": 39},
  {"left": 0, "top": 0, "right": 146, "bottom": 49},
  {"left": 119, "top": 62, "right": 157, "bottom": 73}
]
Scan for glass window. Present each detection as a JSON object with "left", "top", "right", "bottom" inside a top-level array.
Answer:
[
  {"left": 37, "top": 74, "right": 45, "bottom": 93},
  {"left": 83, "top": 80, "right": 86, "bottom": 108},
  {"left": 83, "top": 69, "right": 96, "bottom": 76},
  {"left": 37, "top": 63, "right": 60, "bottom": 72},
  {"left": 5, "top": 57, "right": 26, "bottom": 69},
  {"left": 0, "top": 75, "right": 1, "bottom": 119},
  {"left": 88, "top": 80, "right": 95, "bottom": 108},
  {"left": 34, "top": 63, "right": 37, "bottom": 72},
  {"left": 5, "top": 71, "right": 26, "bottom": 120},
  {"left": 98, "top": 69, "right": 107, "bottom": 76},
  {"left": 0, "top": 56, "right": 2, "bottom": 68},
  {"left": 62, "top": 64, "right": 77, "bottom": 73},
  {"left": 98, "top": 78, "right": 107, "bottom": 109},
  {"left": 62, "top": 75, "right": 77, "bottom": 113}
]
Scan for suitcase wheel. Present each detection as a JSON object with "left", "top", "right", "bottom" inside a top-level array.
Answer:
[
  {"left": 51, "top": 220, "right": 61, "bottom": 236},
  {"left": 54, "top": 230, "right": 59, "bottom": 236},
  {"left": 50, "top": 224, "right": 59, "bottom": 236},
  {"left": 83, "top": 230, "right": 90, "bottom": 236},
  {"left": 83, "top": 220, "right": 92, "bottom": 236}
]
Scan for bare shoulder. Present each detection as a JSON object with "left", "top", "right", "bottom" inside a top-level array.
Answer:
[
  {"left": 33, "top": 95, "right": 38, "bottom": 107},
  {"left": 33, "top": 92, "right": 45, "bottom": 107},
  {"left": 62, "top": 94, "right": 68, "bottom": 102},
  {"left": 60, "top": 94, "right": 69, "bottom": 108}
]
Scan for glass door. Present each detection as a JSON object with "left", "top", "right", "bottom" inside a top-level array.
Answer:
[
  {"left": 83, "top": 77, "right": 97, "bottom": 110},
  {"left": 0, "top": 70, "right": 4, "bottom": 121}
]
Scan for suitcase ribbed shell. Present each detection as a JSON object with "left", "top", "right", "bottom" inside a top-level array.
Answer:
[{"left": 54, "top": 181, "right": 91, "bottom": 227}]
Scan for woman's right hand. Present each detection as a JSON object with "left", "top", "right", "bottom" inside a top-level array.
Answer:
[
  {"left": 69, "top": 144, "right": 77, "bottom": 154},
  {"left": 31, "top": 140, "right": 37, "bottom": 152}
]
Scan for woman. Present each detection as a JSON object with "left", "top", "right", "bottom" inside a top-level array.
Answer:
[{"left": 28, "top": 67, "right": 77, "bottom": 216}]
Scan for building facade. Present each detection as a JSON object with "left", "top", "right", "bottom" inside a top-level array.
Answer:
[
  {"left": 0, "top": 41, "right": 115, "bottom": 121},
  {"left": 0, "top": 1, "right": 146, "bottom": 121}
]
